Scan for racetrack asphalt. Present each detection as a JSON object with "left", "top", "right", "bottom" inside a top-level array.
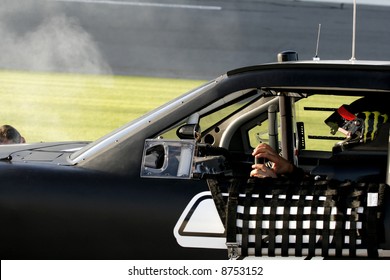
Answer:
[{"left": 0, "top": 0, "right": 390, "bottom": 80}]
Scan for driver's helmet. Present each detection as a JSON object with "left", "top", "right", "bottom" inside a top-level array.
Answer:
[{"left": 324, "top": 97, "right": 389, "bottom": 146}]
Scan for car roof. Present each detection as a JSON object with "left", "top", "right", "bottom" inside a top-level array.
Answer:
[
  {"left": 228, "top": 59, "right": 390, "bottom": 74},
  {"left": 227, "top": 59, "right": 390, "bottom": 96}
]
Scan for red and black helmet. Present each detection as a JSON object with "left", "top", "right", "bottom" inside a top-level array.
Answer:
[{"left": 325, "top": 97, "right": 389, "bottom": 145}]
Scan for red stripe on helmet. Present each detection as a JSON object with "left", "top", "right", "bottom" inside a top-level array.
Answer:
[{"left": 337, "top": 105, "right": 356, "bottom": 121}]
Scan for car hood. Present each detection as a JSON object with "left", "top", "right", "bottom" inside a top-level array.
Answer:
[{"left": 0, "top": 141, "right": 90, "bottom": 165}]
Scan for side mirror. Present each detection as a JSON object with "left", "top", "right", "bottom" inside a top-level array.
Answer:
[{"left": 140, "top": 139, "right": 196, "bottom": 179}]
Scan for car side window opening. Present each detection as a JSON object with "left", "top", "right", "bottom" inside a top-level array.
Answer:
[{"left": 153, "top": 89, "right": 369, "bottom": 179}]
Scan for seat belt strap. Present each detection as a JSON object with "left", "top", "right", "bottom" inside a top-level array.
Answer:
[
  {"left": 206, "top": 179, "right": 227, "bottom": 225},
  {"left": 225, "top": 179, "right": 240, "bottom": 259}
]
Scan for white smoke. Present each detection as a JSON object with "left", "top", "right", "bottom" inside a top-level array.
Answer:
[{"left": 0, "top": 0, "right": 111, "bottom": 74}]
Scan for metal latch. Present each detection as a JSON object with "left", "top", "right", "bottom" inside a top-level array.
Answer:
[{"left": 226, "top": 242, "right": 239, "bottom": 260}]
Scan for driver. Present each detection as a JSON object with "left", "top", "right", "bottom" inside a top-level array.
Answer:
[
  {"left": 250, "top": 97, "right": 389, "bottom": 179},
  {"left": 324, "top": 96, "right": 389, "bottom": 149}
]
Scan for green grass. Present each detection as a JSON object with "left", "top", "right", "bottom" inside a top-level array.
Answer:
[{"left": 0, "top": 70, "right": 205, "bottom": 142}]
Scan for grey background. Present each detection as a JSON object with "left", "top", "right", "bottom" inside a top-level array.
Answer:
[{"left": 1, "top": 0, "right": 389, "bottom": 80}]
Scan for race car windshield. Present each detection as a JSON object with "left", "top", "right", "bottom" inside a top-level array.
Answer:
[{"left": 69, "top": 80, "right": 217, "bottom": 163}]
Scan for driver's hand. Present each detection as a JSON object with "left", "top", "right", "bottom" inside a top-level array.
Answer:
[
  {"left": 250, "top": 163, "right": 277, "bottom": 178},
  {"left": 250, "top": 143, "right": 294, "bottom": 177}
]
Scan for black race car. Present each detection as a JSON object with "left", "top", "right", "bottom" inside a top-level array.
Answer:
[{"left": 1, "top": 51, "right": 390, "bottom": 259}]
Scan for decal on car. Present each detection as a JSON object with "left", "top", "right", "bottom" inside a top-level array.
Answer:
[{"left": 174, "top": 191, "right": 226, "bottom": 249}]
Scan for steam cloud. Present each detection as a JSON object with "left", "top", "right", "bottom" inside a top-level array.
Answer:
[{"left": 0, "top": 0, "right": 111, "bottom": 74}]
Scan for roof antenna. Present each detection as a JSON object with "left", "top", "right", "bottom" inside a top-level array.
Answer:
[
  {"left": 350, "top": 0, "right": 357, "bottom": 61},
  {"left": 313, "top": 23, "right": 321, "bottom": 61}
]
